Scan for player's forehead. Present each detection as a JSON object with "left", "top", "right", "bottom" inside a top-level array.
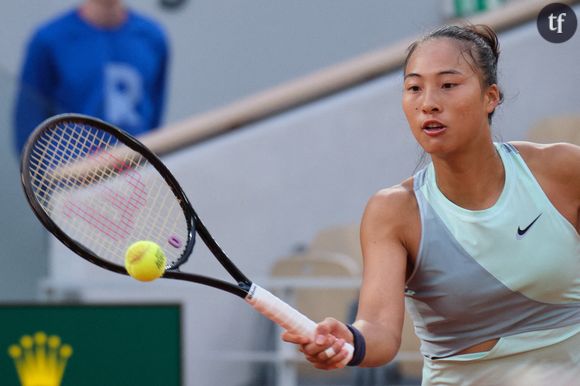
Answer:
[{"left": 404, "top": 38, "right": 476, "bottom": 79}]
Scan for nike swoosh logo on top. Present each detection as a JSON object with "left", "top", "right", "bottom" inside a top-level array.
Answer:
[{"left": 516, "top": 213, "right": 542, "bottom": 239}]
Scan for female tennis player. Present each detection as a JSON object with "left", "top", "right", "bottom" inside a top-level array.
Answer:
[{"left": 282, "top": 24, "right": 580, "bottom": 384}]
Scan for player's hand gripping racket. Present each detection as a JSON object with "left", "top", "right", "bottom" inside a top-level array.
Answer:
[{"left": 20, "top": 114, "right": 353, "bottom": 364}]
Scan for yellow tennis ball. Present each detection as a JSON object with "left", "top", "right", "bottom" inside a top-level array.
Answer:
[{"left": 125, "top": 241, "right": 167, "bottom": 282}]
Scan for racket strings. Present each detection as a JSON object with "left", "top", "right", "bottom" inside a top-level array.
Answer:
[
  {"left": 30, "top": 123, "right": 105, "bottom": 185},
  {"left": 27, "top": 120, "right": 189, "bottom": 268}
]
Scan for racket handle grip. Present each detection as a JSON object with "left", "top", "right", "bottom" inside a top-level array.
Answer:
[{"left": 245, "top": 283, "right": 354, "bottom": 366}]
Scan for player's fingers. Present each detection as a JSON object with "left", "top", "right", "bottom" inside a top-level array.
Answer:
[
  {"left": 316, "top": 320, "right": 332, "bottom": 332},
  {"left": 325, "top": 343, "right": 351, "bottom": 369},
  {"left": 317, "top": 338, "right": 345, "bottom": 361},
  {"left": 323, "top": 346, "right": 336, "bottom": 358},
  {"left": 310, "top": 345, "right": 350, "bottom": 370},
  {"left": 312, "top": 321, "right": 336, "bottom": 349},
  {"left": 313, "top": 333, "right": 335, "bottom": 353},
  {"left": 314, "top": 319, "right": 333, "bottom": 340},
  {"left": 312, "top": 355, "right": 348, "bottom": 371},
  {"left": 304, "top": 341, "right": 349, "bottom": 370},
  {"left": 281, "top": 331, "right": 310, "bottom": 345},
  {"left": 316, "top": 317, "right": 350, "bottom": 341},
  {"left": 300, "top": 334, "right": 336, "bottom": 359}
]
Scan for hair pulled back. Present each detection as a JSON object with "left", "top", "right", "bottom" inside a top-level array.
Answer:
[{"left": 405, "top": 24, "right": 504, "bottom": 122}]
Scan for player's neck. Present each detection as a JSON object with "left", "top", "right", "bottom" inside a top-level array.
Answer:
[
  {"left": 79, "top": 0, "right": 127, "bottom": 28},
  {"left": 432, "top": 142, "right": 505, "bottom": 210}
]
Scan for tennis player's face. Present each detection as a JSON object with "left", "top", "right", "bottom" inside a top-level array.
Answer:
[{"left": 402, "top": 38, "right": 498, "bottom": 156}]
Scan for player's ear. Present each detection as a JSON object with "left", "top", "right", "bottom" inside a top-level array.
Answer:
[{"left": 485, "top": 84, "right": 500, "bottom": 114}]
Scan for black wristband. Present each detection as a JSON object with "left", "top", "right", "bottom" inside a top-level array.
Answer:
[{"left": 346, "top": 324, "right": 366, "bottom": 366}]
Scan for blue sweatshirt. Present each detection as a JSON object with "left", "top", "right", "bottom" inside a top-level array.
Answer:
[{"left": 14, "top": 8, "right": 169, "bottom": 155}]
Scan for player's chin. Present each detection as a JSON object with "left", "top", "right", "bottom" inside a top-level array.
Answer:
[
  {"left": 417, "top": 135, "right": 458, "bottom": 156},
  {"left": 412, "top": 129, "right": 445, "bottom": 148},
  {"left": 417, "top": 140, "right": 445, "bottom": 155}
]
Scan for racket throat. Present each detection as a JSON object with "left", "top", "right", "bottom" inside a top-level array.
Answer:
[
  {"left": 238, "top": 280, "right": 253, "bottom": 293},
  {"left": 244, "top": 282, "right": 261, "bottom": 302}
]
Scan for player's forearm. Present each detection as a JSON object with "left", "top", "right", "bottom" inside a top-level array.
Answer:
[{"left": 352, "top": 319, "right": 401, "bottom": 367}]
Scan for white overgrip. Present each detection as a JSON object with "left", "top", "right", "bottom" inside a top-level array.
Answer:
[{"left": 245, "top": 283, "right": 354, "bottom": 365}]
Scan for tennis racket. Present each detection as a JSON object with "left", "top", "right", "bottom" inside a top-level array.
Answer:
[{"left": 20, "top": 113, "right": 353, "bottom": 363}]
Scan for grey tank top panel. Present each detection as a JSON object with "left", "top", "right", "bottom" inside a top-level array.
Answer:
[{"left": 405, "top": 168, "right": 580, "bottom": 359}]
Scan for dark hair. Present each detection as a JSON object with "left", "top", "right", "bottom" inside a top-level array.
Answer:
[{"left": 404, "top": 24, "right": 504, "bottom": 123}]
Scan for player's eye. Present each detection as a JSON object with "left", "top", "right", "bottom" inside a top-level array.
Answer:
[{"left": 442, "top": 83, "right": 457, "bottom": 89}]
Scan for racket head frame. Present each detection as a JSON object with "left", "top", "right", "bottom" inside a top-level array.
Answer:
[{"left": 20, "top": 113, "right": 196, "bottom": 276}]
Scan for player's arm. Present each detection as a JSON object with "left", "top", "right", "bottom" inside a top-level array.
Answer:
[
  {"left": 354, "top": 184, "right": 412, "bottom": 367},
  {"left": 282, "top": 184, "right": 412, "bottom": 369}
]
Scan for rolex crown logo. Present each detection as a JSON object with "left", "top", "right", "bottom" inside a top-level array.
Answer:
[{"left": 7, "top": 331, "right": 73, "bottom": 386}]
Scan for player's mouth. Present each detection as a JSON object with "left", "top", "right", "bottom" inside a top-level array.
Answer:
[{"left": 421, "top": 120, "right": 447, "bottom": 137}]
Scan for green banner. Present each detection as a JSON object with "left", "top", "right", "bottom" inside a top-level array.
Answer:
[
  {"left": 0, "top": 304, "right": 181, "bottom": 386},
  {"left": 453, "top": 0, "right": 506, "bottom": 17}
]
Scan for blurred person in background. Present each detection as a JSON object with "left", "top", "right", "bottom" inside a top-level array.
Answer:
[
  {"left": 13, "top": 0, "right": 169, "bottom": 155},
  {"left": 283, "top": 23, "right": 580, "bottom": 385}
]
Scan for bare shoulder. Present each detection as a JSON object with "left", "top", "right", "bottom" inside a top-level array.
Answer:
[
  {"left": 364, "top": 177, "right": 417, "bottom": 218},
  {"left": 510, "top": 140, "right": 580, "bottom": 158},
  {"left": 510, "top": 141, "right": 580, "bottom": 180},
  {"left": 361, "top": 177, "right": 418, "bottom": 242},
  {"left": 511, "top": 141, "right": 580, "bottom": 215}
]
